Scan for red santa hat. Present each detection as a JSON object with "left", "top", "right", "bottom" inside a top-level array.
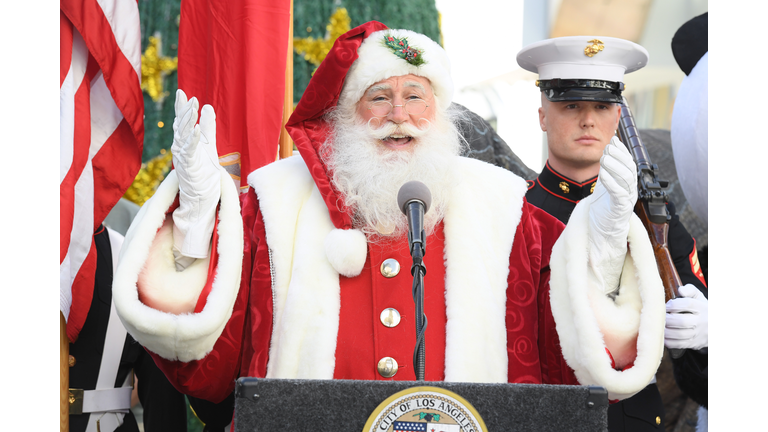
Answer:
[{"left": 285, "top": 21, "right": 452, "bottom": 231}]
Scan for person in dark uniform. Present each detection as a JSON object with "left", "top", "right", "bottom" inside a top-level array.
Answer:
[
  {"left": 515, "top": 36, "right": 708, "bottom": 431},
  {"left": 68, "top": 225, "right": 189, "bottom": 432}
]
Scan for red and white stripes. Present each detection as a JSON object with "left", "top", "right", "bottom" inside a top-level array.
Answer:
[{"left": 60, "top": 0, "right": 143, "bottom": 341}]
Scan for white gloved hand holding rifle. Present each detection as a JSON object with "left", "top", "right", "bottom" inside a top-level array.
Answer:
[{"left": 588, "top": 136, "right": 638, "bottom": 294}]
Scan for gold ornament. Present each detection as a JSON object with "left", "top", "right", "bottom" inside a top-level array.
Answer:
[
  {"left": 584, "top": 39, "right": 604, "bottom": 57},
  {"left": 123, "top": 149, "right": 174, "bottom": 206},
  {"left": 559, "top": 181, "right": 570, "bottom": 193},
  {"left": 141, "top": 35, "right": 178, "bottom": 102},
  {"left": 293, "top": 8, "right": 351, "bottom": 68}
]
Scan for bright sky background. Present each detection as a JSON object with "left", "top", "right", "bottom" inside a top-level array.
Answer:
[
  {"left": 436, "top": 0, "right": 547, "bottom": 170},
  {"left": 435, "top": 0, "right": 525, "bottom": 91}
]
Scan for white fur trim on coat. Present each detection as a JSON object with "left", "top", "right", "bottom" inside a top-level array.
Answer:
[
  {"left": 442, "top": 158, "right": 527, "bottom": 382},
  {"left": 247, "top": 156, "right": 527, "bottom": 381},
  {"left": 248, "top": 157, "right": 339, "bottom": 379},
  {"left": 339, "top": 29, "right": 453, "bottom": 111},
  {"left": 113, "top": 169, "right": 244, "bottom": 362},
  {"left": 549, "top": 192, "right": 666, "bottom": 401}
]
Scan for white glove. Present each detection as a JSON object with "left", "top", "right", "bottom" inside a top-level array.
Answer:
[
  {"left": 588, "top": 136, "right": 638, "bottom": 294},
  {"left": 171, "top": 89, "right": 222, "bottom": 268},
  {"left": 665, "top": 284, "right": 708, "bottom": 350}
]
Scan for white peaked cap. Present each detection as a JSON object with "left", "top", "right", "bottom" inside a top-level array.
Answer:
[
  {"left": 517, "top": 36, "right": 648, "bottom": 102},
  {"left": 517, "top": 36, "right": 648, "bottom": 82}
]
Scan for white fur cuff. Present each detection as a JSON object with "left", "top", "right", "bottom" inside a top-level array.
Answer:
[
  {"left": 549, "top": 194, "right": 666, "bottom": 401},
  {"left": 324, "top": 228, "right": 368, "bottom": 277},
  {"left": 113, "top": 169, "right": 244, "bottom": 362}
]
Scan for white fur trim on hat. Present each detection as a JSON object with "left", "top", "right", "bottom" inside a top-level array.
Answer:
[
  {"left": 339, "top": 29, "right": 453, "bottom": 110},
  {"left": 324, "top": 228, "right": 368, "bottom": 277}
]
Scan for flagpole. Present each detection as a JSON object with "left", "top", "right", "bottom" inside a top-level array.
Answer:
[
  {"left": 61, "top": 312, "right": 69, "bottom": 432},
  {"left": 279, "top": 0, "right": 295, "bottom": 159}
]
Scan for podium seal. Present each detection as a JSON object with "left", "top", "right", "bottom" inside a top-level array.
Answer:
[{"left": 363, "top": 386, "right": 488, "bottom": 432}]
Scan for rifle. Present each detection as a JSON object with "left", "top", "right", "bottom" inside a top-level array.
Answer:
[{"left": 616, "top": 98, "right": 683, "bottom": 358}]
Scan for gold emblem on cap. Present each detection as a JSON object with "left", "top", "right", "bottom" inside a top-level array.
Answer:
[
  {"left": 584, "top": 39, "right": 604, "bottom": 57},
  {"left": 559, "top": 182, "right": 570, "bottom": 193}
]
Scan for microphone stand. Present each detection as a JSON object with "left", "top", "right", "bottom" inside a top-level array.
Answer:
[{"left": 405, "top": 203, "right": 428, "bottom": 381}]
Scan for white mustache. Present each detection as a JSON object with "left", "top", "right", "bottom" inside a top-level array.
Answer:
[{"left": 366, "top": 118, "right": 432, "bottom": 140}]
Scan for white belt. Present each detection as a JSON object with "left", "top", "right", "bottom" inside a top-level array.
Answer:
[{"left": 81, "top": 387, "right": 133, "bottom": 413}]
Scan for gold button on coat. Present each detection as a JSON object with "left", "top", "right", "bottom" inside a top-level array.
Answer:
[
  {"left": 68, "top": 355, "right": 76, "bottom": 367},
  {"left": 380, "top": 308, "right": 401, "bottom": 328},
  {"left": 377, "top": 357, "right": 398, "bottom": 377},
  {"left": 380, "top": 258, "right": 400, "bottom": 278},
  {"left": 655, "top": 416, "right": 661, "bottom": 425}
]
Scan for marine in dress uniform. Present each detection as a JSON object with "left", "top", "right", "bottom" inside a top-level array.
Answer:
[{"left": 516, "top": 36, "right": 708, "bottom": 431}]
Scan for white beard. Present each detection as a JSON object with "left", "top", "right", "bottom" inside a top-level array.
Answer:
[{"left": 322, "top": 107, "right": 464, "bottom": 238}]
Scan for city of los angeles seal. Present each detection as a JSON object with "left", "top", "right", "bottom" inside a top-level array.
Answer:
[{"left": 362, "top": 386, "right": 487, "bottom": 432}]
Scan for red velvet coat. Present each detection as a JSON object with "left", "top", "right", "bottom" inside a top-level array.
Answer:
[{"left": 149, "top": 186, "right": 578, "bottom": 403}]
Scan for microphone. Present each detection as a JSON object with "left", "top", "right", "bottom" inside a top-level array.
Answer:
[
  {"left": 397, "top": 181, "right": 432, "bottom": 263},
  {"left": 397, "top": 181, "right": 432, "bottom": 381}
]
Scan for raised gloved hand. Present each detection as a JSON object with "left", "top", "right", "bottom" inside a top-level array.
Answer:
[
  {"left": 588, "top": 136, "right": 638, "bottom": 294},
  {"left": 171, "top": 89, "right": 222, "bottom": 268},
  {"left": 665, "top": 284, "right": 708, "bottom": 350}
]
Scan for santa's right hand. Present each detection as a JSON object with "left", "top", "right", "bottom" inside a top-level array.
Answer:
[{"left": 170, "top": 89, "right": 222, "bottom": 263}]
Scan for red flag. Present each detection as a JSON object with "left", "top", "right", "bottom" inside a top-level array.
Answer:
[
  {"left": 60, "top": 0, "right": 144, "bottom": 341},
  {"left": 178, "top": 0, "right": 292, "bottom": 190}
]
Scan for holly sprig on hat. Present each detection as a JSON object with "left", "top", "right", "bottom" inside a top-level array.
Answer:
[{"left": 383, "top": 34, "right": 425, "bottom": 66}]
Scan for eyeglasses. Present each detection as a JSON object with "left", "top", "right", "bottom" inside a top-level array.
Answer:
[{"left": 368, "top": 99, "right": 429, "bottom": 117}]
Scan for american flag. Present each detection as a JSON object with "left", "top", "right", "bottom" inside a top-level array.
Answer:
[
  {"left": 393, "top": 421, "right": 461, "bottom": 432},
  {"left": 60, "top": 0, "right": 143, "bottom": 342}
]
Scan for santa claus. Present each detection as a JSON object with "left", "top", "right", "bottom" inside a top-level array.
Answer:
[{"left": 113, "top": 22, "right": 665, "bottom": 405}]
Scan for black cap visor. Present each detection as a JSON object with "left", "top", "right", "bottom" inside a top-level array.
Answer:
[{"left": 538, "top": 79, "right": 623, "bottom": 103}]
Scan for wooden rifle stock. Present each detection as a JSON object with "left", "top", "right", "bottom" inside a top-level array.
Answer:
[
  {"left": 617, "top": 98, "right": 683, "bottom": 358},
  {"left": 633, "top": 200, "right": 683, "bottom": 300},
  {"left": 617, "top": 98, "right": 681, "bottom": 303}
]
